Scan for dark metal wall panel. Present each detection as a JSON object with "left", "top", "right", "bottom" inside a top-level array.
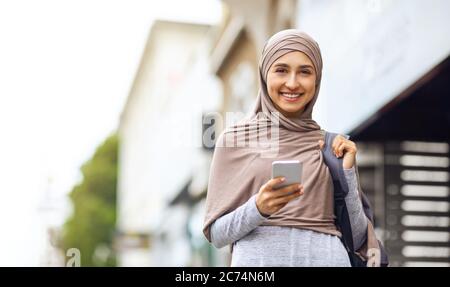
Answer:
[{"left": 383, "top": 141, "right": 450, "bottom": 267}]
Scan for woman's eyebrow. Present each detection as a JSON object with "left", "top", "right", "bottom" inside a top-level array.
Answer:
[{"left": 273, "top": 63, "right": 314, "bottom": 69}]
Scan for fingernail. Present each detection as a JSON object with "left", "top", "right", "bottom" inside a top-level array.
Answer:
[
  {"left": 298, "top": 184, "right": 302, "bottom": 189},
  {"left": 281, "top": 177, "right": 285, "bottom": 181}
]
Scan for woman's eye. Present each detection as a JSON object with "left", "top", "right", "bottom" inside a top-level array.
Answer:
[
  {"left": 301, "top": 70, "right": 312, "bottom": 75},
  {"left": 275, "top": 69, "right": 287, "bottom": 73}
]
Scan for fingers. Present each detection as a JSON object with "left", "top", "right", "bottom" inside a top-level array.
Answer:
[
  {"left": 272, "top": 190, "right": 304, "bottom": 207},
  {"left": 258, "top": 183, "right": 305, "bottom": 216},
  {"left": 271, "top": 183, "right": 303, "bottom": 198},
  {"left": 264, "top": 176, "right": 285, "bottom": 191},
  {"left": 272, "top": 189, "right": 303, "bottom": 205},
  {"left": 332, "top": 135, "right": 344, "bottom": 155},
  {"left": 332, "top": 136, "right": 357, "bottom": 158},
  {"left": 336, "top": 141, "right": 346, "bottom": 157}
]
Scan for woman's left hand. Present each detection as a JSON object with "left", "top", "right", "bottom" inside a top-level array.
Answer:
[
  {"left": 332, "top": 135, "right": 357, "bottom": 169},
  {"left": 318, "top": 135, "right": 357, "bottom": 169}
]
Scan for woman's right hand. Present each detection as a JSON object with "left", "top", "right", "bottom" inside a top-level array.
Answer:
[{"left": 255, "top": 177, "right": 304, "bottom": 217}]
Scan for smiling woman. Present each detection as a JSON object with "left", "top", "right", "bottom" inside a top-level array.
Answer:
[{"left": 203, "top": 29, "right": 381, "bottom": 267}]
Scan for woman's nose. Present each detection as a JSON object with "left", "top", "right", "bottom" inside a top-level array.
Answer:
[{"left": 285, "top": 73, "right": 300, "bottom": 90}]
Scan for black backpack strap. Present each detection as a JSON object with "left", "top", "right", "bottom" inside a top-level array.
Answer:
[{"left": 322, "top": 131, "right": 356, "bottom": 255}]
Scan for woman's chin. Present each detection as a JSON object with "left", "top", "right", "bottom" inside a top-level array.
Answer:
[{"left": 279, "top": 105, "right": 303, "bottom": 116}]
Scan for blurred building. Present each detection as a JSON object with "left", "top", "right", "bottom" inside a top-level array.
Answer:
[{"left": 117, "top": 20, "right": 223, "bottom": 266}]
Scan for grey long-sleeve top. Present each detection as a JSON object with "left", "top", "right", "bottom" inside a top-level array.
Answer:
[{"left": 209, "top": 167, "right": 368, "bottom": 267}]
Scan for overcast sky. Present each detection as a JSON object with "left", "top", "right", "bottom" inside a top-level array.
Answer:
[{"left": 0, "top": 0, "right": 221, "bottom": 266}]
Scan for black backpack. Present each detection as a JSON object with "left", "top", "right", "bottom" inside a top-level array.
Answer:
[{"left": 322, "top": 131, "right": 389, "bottom": 267}]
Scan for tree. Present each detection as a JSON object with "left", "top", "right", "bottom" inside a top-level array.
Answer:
[{"left": 60, "top": 133, "right": 118, "bottom": 266}]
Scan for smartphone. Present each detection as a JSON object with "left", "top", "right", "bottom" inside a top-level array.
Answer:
[{"left": 272, "top": 160, "right": 303, "bottom": 190}]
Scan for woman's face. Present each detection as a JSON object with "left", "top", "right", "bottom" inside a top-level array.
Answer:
[{"left": 266, "top": 51, "right": 317, "bottom": 118}]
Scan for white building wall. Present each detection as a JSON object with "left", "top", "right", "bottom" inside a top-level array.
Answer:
[
  {"left": 118, "top": 21, "right": 222, "bottom": 266},
  {"left": 296, "top": 0, "right": 450, "bottom": 133},
  {"left": 147, "top": 40, "right": 223, "bottom": 267}
]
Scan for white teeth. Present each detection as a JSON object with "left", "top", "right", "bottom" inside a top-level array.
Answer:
[{"left": 281, "top": 93, "right": 301, "bottom": 98}]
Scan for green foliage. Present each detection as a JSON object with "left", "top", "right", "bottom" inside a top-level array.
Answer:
[{"left": 61, "top": 133, "right": 118, "bottom": 267}]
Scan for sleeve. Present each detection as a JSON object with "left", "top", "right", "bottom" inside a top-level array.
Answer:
[
  {"left": 344, "top": 166, "right": 368, "bottom": 251},
  {"left": 210, "top": 194, "right": 268, "bottom": 249}
]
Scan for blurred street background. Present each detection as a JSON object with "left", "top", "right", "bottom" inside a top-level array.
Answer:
[{"left": 0, "top": 0, "right": 449, "bottom": 267}]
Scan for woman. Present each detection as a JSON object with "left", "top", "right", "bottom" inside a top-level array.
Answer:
[{"left": 203, "top": 30, "right": 370, "bottom": 267}]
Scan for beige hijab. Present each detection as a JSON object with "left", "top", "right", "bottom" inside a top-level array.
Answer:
[{"left": 203, "top": 29, "right": 342, "bottom": 241}]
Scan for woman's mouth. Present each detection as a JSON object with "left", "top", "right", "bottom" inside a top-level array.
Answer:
[{"left": 279, "top": 92, "right": 303, "bottom": 102}]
